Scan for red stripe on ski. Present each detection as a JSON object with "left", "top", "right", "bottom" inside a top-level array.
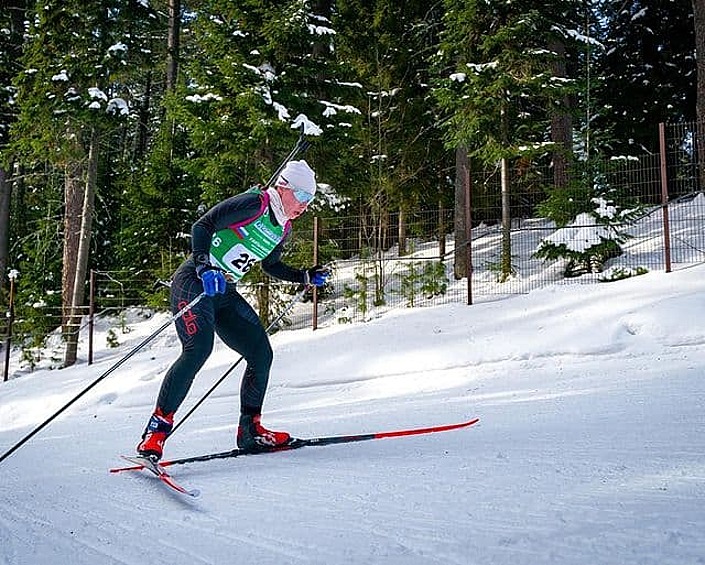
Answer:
[
  {"left": 158, "top": 473, "right": 200, "bottom": 497},
  {"left": 374, "top": 418, "right": 479, "bottom": 439},
  {"left": 118, "top": 455, "right": 200, "bottom": 497}
]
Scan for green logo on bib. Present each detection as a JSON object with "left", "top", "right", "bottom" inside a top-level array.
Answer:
[{"left": 208, "top": 195, "right": 286, "bottom": 282}]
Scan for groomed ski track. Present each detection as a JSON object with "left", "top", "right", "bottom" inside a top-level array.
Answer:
[{"left": 2, "top": 265, "right": 705, "bottom": 565}]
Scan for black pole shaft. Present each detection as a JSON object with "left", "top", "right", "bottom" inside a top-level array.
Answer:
[
  {"left": 170, "top": 284, "right": 311, "bottom": 436},
  {"left": 0, "top": 292, "right": 205, "bottom": 465},
  {"left": 263, "top": 126, "right": 311, "bottom": 189}
]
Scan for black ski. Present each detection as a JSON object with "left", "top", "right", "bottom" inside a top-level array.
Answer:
[{"left": 111, "top": 417, "right": 479, "bottom": 473}]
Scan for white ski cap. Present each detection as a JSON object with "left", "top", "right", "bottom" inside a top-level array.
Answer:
[{"left": 277, "top": 160, "right": 317, "bottom": 196}]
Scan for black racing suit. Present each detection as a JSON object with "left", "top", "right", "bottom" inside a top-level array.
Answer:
[{"left": 154, "top": 190, "right": 306, "bottom": 417}]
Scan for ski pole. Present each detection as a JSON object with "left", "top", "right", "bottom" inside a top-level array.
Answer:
[
  {"left": 170, "top": 284, "right": 312, "bottom": 436},
  {"left": 0, "top": 292, "right": 206, "bottom": 465},
  {"left": 262, "top": 125, "right": 311, "bottom": 190}
]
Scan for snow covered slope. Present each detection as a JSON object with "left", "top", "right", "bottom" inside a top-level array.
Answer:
[{"left": 1, "top": 265, "right": 704, "bottom": 565}]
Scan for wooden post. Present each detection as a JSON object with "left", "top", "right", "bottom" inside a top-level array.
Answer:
[
  {"left": 438, "top": 197, "right": 446, "bottom": 260},
  {"left": 3, "top": 272, "right": 17, "bottom": 382},
  {"left": 312, "top": 216, "right": 319, "bottom": 330},
  {"left": 88, "top": 269, "right": 95, "bottom": 365},
  {"left": 658, "top": 123, "right": 672, "bottom": 273}
]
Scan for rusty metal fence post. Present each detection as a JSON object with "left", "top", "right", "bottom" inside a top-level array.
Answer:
[
  {"left": 464, "top": 162, "right": 473, "bottom": 305},
  {"left": 312, "top": 216, "right": 320, "bottom": 330},
  {"left": 658, "top": 122, "right": 673, "bottom": 273}
]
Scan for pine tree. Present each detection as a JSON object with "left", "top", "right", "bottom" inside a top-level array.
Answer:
[
  {"left": 435, "top": 0, "right": 580, "bottom": 281},
  {"left": 336, "top": 1, "right": 447, "bottom": 254},
  {"left": 10, "top": 0, "right": 152, "bottom": 365},
  {"left": 693, "top": 0, "right": 705, "bottom": 189},
  {"left": 0, "top": 0, "right": 30, "bottom": 302},
  {"left": 143, "top": 0, "right": 363, "bottom": 317},
  {"left": 594, "top": 0, "right": 696, "bottom": 154}
]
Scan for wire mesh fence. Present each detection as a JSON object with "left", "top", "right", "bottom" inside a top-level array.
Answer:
[{"left": 3, "top": 121, "right": 705, "bottom": 377}]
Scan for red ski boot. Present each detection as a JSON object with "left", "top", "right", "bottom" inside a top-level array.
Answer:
[
  {"left": 237, "top": 414, "right": 291, "bottom": 452},
  {"left": 136, "top": 408, "right": 174, "bottom": 460}
]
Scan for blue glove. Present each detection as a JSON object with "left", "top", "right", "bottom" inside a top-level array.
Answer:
[
  {"left": 197, "top": 266, "right": 227, "bottom": 296},
  {"left": 306, "top": 265, "right": 331, "bottom": 287}
]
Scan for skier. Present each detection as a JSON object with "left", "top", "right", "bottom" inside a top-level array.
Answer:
[{"left": 136, "top": 160, "right": 330, "bottom": 460}]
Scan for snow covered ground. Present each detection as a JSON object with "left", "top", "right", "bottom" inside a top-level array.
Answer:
[{"left": 1, "top": 257, "right": 704, "bottom": 565}]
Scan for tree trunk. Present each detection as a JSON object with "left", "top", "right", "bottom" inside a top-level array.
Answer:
[
  {"left": 499, "top": 101, "right": 512, "bottom": 282},
  {"left": 166, "top": 0, "right": 180, "bottom": 93},
  {"left": 311, "top": 0, "right": 332, "bottom": 58},
  {"left": 693, "top": 0, "right": 705, "bottom": 189},
  {"left": 164, "top": 0, "right": 181, "bottom": 168},
  {"left": 1, "top": 0, "right": 27, "bottom": 299},
  {"left": 62, "top": 161, "right": 83, "bottom": 340},
  {"left": 135, "top": 70, "right": 152, "bottom": 161},
  {"left": 454, "top": 146, "right": 468, "bottom": 279},
  {"left": 549, "top": 38, "right": 573, "bottom": 189},
  {"left": 0, "top": 167, "right": 10, "bottom": 297},
  {"left": 257, "top": 278, "right": 271, "bottom": 327},
  {"left": 373, "top": 203, "right": 388, "bottom": 306},
  {"left": 64, "top": 127, "right": 99, "bottom": 367},
  {"left": 398, "top": 207, "right": 407, "bottom": 256}
]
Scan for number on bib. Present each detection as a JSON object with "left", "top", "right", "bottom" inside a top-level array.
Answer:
[{"left": 221, "top": 244, "right": 257, "bottom": 276}]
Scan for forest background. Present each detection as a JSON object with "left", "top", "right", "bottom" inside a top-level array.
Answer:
[{"left": 1, "top": 0, "right": 704, "bottom": 369}]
